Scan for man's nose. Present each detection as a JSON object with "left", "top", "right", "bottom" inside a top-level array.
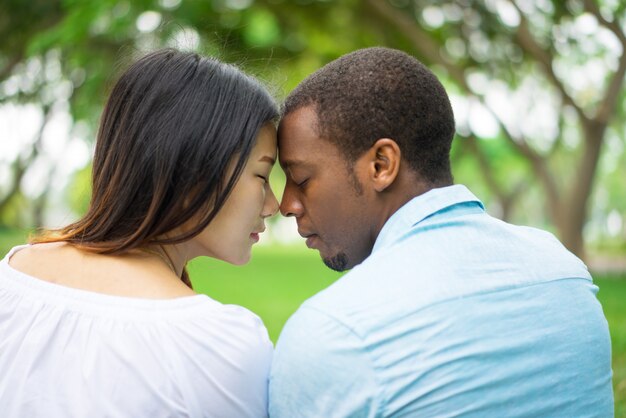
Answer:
[{"left": 280, "top": 187, "right": 303, "bottom": 217}]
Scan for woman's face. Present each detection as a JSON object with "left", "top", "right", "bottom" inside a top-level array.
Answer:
[{"left": 186, "top": 124, "right": 279, "bottom": 264}]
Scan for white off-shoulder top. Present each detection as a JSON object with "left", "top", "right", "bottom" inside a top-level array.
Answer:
[{"left": 0, "top": 245, "right": 272, "bottom": 418}]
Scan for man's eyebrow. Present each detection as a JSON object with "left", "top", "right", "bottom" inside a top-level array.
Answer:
[
  {"left": 258, "top": 155, "right": 276, "bottom": 165},
  {"left": 279, "top": 159, "right": 306, "bottom": 169}
]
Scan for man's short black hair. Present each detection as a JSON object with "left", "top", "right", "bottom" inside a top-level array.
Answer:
[{"left": 283, "top": 47, "right": 455, "bottom": 186}]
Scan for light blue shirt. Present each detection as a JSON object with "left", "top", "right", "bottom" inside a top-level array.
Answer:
[{"left": 269, "top": 185, "right": 614, "bottom": 417}]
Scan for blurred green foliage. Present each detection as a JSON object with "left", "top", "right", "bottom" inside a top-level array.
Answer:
[
  {"left": 1, "top": 2, "right": 624, "bottom": 412},
  {"left": 1, "top": 0, "right": 625, "bottom": 256}
]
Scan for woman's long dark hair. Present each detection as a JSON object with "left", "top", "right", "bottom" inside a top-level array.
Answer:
[{"left": 33, "top": 49, "right": 279, "bottom": 287}]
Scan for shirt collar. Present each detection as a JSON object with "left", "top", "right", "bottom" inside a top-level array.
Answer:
[{"left": 372, "top": 184, "right": 484, "bottom": 253}]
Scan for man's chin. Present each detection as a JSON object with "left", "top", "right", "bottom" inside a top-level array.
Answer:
[{"left": 322, "top": 252, "right": 350, "bottom": 272}]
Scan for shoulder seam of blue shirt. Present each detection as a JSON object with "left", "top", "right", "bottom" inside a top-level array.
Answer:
[{"left": 297, "top": 303, "right": 389, "bottom": 415}]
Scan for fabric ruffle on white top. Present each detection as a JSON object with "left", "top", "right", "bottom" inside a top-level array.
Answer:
[{"left": 0, "top": 245, "right": 272, "bottom": 418}]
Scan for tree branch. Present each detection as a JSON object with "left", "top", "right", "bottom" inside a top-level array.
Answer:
[
  {"left": 510, "top": 1, "right": 589, "bottom": 124},
  {"left": 595, "top": 39, "right": 626, "bottom": 125},
  {"left": 547, "top": 106, "right": 567, "bottom": 158},
  {"left": 0, "top": 53, "right": 23, "bottom": 83},
  {"left": 366, "top": 0, "right": 470, "bottom": 91},
  {"left": 581, "top": 0, "right": 626, "bottom": 124},
  {"left": 583, "top": 0, "right": 626, "bottom": 48},
  {"left": 464, "top": 134, "right": 506, "bottom": 199},
  {"left": 460, "top": 134, "right": 529, "bottom": 221},
  {"left": 480, "top": 100, "right": 562, "bottom": 214}
]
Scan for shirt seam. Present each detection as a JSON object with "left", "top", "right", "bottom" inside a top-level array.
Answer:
[
  {"left": 428, "top": 275, "right": 590, "bottom": 309},
  {"left": 301, "top": 276, "right": 593, "bottom": 416},
  {"left": 0, "top": 275, "right": 226, "bottom": 323},
  {"left": 298, "top": 304, "right": 389, "bottom": 417}
]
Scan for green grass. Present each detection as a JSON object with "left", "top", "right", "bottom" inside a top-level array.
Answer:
[
  {"left": 188, "top": 245, "right": 343, "bottom": 342},
  {"left": 1, "top": 231, "right": 624, "bottom": 415},
  {"left": 0, "top": 228, "right": 28, "bottom": 252},
  {"left": 596, "top": 278, "right": 626, "bottom": 417}
]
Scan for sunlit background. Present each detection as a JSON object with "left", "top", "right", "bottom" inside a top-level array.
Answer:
[{"left": 1, "top": 0, "right": 625, "bottom": 412}]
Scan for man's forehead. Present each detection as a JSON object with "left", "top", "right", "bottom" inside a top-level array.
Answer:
[
  {"left": 279, "top": 105, "right": 320, "bottom": 134},
  {"left": 277, "top": 105, "right": 332, "bottom": 168},
  {"left": 277, "top": 138, "right": 320, "bottom": 169},
  {"left": 278, "top": 123, "right": 313, "bottom": 159}
]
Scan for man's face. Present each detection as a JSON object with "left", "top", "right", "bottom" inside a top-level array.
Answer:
[{"left": 278, "top": 105, "right": 376, "bottom": 271}]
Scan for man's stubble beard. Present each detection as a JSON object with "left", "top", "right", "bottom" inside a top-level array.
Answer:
[{"left": 323, "top": 252, "right": 349, "bottom": 272}]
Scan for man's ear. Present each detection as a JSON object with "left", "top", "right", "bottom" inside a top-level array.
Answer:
[{"left": 368, "top": 138, "right": 401, "bottom": 192}]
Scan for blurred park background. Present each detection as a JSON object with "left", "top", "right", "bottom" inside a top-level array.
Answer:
[{"left": 1, "top": 0, "right": 625, "bottom": 414}]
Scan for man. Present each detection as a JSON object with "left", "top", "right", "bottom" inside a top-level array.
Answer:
[{"left": 269, "top": 47, "right": 614, "bottom": 417}]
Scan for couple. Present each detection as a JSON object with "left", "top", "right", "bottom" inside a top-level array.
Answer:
[{"left": 0, "top": 48, "right": 614, "bottom": 417}]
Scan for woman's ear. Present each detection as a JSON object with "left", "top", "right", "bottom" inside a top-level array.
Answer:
[{"left": 369, "top": 138, "right": 401, "bottom": 192}]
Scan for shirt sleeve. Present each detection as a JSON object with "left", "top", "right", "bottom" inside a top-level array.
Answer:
[
  {"left": 166, "top": 305, "right": 274, "bottom": 418},
  {"left": 269, "top": 305, "right": 382, "bottom": 418}
]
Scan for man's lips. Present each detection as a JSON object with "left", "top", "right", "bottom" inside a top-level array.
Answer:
[
  {"left": 305, "top": 235, "right": 318, "bottom": 249},
  {"left": 300, "top": 232, "right": 319, "bottom": 249}
]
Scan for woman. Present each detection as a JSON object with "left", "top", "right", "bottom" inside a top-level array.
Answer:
[{"left": 0, "top": 49, "right": 279, "bottom": 417}]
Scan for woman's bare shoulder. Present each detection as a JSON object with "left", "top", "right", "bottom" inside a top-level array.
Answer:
[{"left": 8, "top": 242, "right": 195, "bottom": 299}]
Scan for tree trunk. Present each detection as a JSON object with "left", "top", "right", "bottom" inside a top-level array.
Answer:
[{"left": 558, "top": 121, "right": 606, "bottom": 260}]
